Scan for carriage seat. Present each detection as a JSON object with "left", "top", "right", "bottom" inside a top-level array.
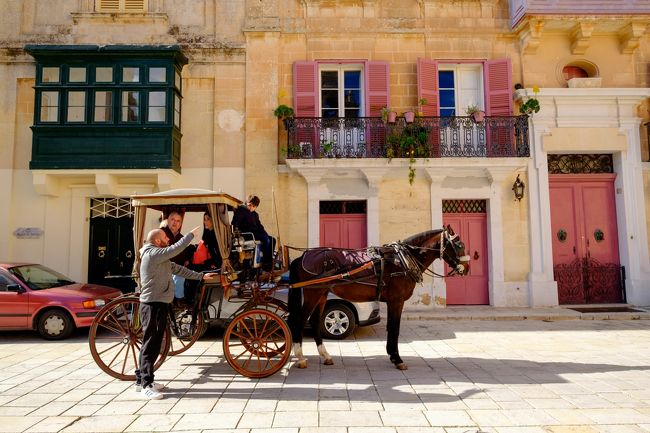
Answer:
[{"left": 232, "top": 232, "right": 263, "bottom": 268}]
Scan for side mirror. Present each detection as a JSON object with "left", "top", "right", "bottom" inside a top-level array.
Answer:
[{"left": 7, "top": 284, "right": 26, "bottom": 294}]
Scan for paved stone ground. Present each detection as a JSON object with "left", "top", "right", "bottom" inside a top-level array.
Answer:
[{"left": 1, "top": 316, "right": 650, "bottom": 433}]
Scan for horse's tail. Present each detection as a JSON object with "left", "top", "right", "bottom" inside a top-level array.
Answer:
[{"left": 287, "top": 255, "right": 303, "bottom": 343}]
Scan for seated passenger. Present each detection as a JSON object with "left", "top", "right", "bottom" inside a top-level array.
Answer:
[{"left": 231, "top": 195, "right": 274, "bottom": 271}]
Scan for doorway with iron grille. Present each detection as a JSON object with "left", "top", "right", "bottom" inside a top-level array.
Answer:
[
  {"left": 88, "top": 198, "right": 136, "bottom": 293},
  {"left": 548, "top": 154, "right": 625, "bottom": 304}
]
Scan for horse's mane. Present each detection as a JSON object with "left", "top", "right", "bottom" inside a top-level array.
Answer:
[{"left": 402, "top": 229, "right": 444, "bottom": 247}]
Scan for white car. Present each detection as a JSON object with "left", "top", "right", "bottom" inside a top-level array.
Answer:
[{"left": 203, "top": 282, "right": 380, "bottom": 340}]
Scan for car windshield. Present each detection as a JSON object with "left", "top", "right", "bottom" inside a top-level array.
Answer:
[{"left": 8, "top": 264, "right": 76, "bottom": 290}]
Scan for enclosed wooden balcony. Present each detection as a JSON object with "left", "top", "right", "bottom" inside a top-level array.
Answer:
[{"left": 283, "top": 115, "right": 530, "bottom": 160}]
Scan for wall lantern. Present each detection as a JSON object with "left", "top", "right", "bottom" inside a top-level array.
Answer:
[{"left": 512, "top": 174, "right": 525, "bottom": 201}]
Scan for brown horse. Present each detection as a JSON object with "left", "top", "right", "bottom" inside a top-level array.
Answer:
[{"left": 287, "top": 226, "right": 470, "bottom": 370}]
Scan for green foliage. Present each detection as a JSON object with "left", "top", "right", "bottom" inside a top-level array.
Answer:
[
  {"left": 273, "top": 104, "right": 294, "bottom": 119},
  {"left": 519, "top": 98, "right": 540, "bottom": 115}
]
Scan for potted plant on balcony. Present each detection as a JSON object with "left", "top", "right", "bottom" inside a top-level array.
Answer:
[
  {"left": 273, "top": 104, "right": 294, "bottom": 129},
  {"left": 466, "top": 104, "right": 485, "bottom": 122},
  {"left": 381, "top": 106, "right": 397, "bottom": 124},
  {"left": 519, "top": 85, "right": 540, "bottom": 115}
]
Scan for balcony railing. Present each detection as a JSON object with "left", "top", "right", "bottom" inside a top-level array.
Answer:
[{"left": 285, "top": 115, "right": 530, "bottom": 160}]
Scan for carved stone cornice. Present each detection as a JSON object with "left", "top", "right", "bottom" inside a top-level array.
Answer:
[
  {"left": 517, "top": 19, "right": 544, "bottom": 55},
  {"left": 619, "top": 22, "right": 648, "bottom": 54},
  {"left": 570, "top": 22, "right": 594, "bottom": 55}
]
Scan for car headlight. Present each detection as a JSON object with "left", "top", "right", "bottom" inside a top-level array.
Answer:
[{"left": 82, "top": 299, "right": 106, "bottom": 309}]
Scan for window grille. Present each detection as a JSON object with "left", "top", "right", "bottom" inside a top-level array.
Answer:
[
  {"left": 90, "top": 198, "right": 133, "bottom": 218},
  {"left": 319, "top": 200, "right": 367, "bottom": 215},
  {"left": 547, "top": 154, "right": 613, "bottom": 174},
  {"left": 442, "top": 200, "right": 486, "bottom": 214}
]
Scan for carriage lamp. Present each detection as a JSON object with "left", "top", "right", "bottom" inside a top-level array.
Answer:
[{"left": 512, "top": 174, "right": 525, "bottom": 201}]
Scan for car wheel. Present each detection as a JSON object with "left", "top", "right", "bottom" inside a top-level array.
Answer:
[
  {"left": 320, "top": 303, "right": 356, "bottom": 340},
  {"left": 37, "top": 309, "right": 75, "bottom": 340}
]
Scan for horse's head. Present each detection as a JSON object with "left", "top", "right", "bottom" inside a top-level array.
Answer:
[{"left": 441, "top": 225, "right": 470, "bottom": 276}]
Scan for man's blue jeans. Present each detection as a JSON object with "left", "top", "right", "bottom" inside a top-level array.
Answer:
[{"left": 172, "top": 274, "right": 186, "bottom": 299}]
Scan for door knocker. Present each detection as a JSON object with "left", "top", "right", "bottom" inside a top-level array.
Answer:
[
  {"left": 97, "top": 245, "right": 106, "bottom": 258},
  {"left": 125, "top": 250, "right": 133, "bottom": 258},
  {"left": 557, "top": 229, "right": 567, "bottom": 242},
  {"left": 594, "top": 228, "right": 604, "bottom": 242}
]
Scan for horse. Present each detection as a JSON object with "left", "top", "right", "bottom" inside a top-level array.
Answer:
[{"left": 287, "top": 226, "right": 470, "bottom": 370}]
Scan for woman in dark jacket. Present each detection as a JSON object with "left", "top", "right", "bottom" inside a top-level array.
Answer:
[{"left": 196, "top": 212, "right": 222, "bottom": 270}]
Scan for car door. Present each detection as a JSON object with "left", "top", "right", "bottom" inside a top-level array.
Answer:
[{"left": 0, "top": 270, "right": 29, "bottom": 328}]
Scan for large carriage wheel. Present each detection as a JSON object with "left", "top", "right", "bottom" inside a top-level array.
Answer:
[
  {"left": 89, "top": 297, "right": 170, "bottom": 380},
  {"left": 168, "top": 308, "right": 206, "bottom": 356},
  {"left": 223, "top": 308, "right": 292, "bottom": 378}
]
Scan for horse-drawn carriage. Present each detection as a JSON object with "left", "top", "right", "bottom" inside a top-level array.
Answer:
[{"left": 88, "top": 188, "right": 470, "bottom": 379}]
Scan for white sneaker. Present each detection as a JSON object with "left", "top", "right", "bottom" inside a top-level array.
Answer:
[
  {"left": 141, "top": 384, "right": 163, "bottom": 400},
  {"left": 135, "top": 382, "right": 165, "bottom": 393}
]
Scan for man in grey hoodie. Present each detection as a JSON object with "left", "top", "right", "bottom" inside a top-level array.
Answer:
[{"left": 136, "top": 225, "right": 217, "bottom": 400}]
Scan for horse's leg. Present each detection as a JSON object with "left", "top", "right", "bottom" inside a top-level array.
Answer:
[
  {"left": 308, "top": 297, "right": 333, "bottom": 365},
  {"left": 288, "top": 287, "right": 308, "bottom": 369},
  {"left": 385, "top": 299, "right": 408, "bottom": 370}
]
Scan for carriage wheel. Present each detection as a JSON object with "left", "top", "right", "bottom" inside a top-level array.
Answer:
[
  {"left": 223, "top": 308, "right": 292, "bottom": 378},
  {"left": 168, "top": 308, "right": 206, "bottom": 356},
  {"left": 88, "top": 297, "right": 170, "bottom": 380}
]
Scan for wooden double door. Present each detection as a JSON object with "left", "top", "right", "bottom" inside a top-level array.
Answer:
[{"left": 549, "top": 174, "right": 623, "bottom": 304}]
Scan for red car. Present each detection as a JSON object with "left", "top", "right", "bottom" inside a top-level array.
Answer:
[{"left": 0, "top": 263, "right": 122, "bottom": 340}]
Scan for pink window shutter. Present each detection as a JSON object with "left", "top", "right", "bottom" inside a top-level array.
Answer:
[
  {"left": 365, "top": 61, "right": 389, "bottom": 117},
  {"left": 484, "top": 59, "right": 512, "bottom": 116},
  {"left": 293, "top": 61, "right": 318, "bottom": 117},
  {"left": 417, "top": 58, "right": 439, "bottom": 116},
  {"left": 484, "top": 59, "right": 513, "bottom": 156},
  {"left": 417, "top": 58, "right": 440, "bottom": 156}
]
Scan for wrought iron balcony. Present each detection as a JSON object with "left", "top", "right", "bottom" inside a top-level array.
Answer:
[{"left": 284, "top": 116, "right": 530, "bottom": 160}]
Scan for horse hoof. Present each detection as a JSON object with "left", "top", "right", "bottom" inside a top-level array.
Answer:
[
  {"left": 323, "top": 358, "right": 334, "bottom": 366},
  {"left": 396, "top": 363, "right": 408, "bottom": 370},
  {"left": 297, "top": 359, "right": 308, "bottom": 369}
]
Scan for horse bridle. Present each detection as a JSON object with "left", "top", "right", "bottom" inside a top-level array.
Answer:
[{"left": 440, "top": 229, "right": 470, "bottom": 276}]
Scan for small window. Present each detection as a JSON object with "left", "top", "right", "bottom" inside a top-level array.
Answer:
[
  {"left": 121, "top": 91, "right": 140, "bottom": 122},
  {"left": 439, "top": 71, "right": 456, "bottom": 117},
  {"left": 175, "top": 70, "right": 181, "bottom": 90},
  {"left": 96, "top": 67, "right": 113, "bottom": 83},
  {"left": 41, "top": 67, "right": 60, "bottom": 84},
  {"left": 40, "top": 91, "right": 59, "bottom": 122},
  {"left": 69, "top": 67, "right": 87, "bottom": 83},
  {"left": 94, "top": 91, "right": 113, "bottom": 122},
  {"left": 148, "top": 91, "right": 166, "bottom": 122},
  {"left": 174, "top": 94, "right": 181, "bottom": 127},
  {"left": 122, "top": 67, "right": 140, "bottom": 83},
  {"left": 67, "top": 91, "right": 86, "bottom": 122},
  {"left": 96, "top": 0, "right": 146, "bottom": 12},
  {"left": 149, "top": 67, "right": 166, "bottom": 83}
]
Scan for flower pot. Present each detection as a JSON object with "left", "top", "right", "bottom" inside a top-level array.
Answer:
[
  {"left": 387, "top": 111, "right": 397, "bottom": 123},
  {"left": 471, "top": 111, "right": 485, "bottom": 122},
  {"left": 404, "top": 111, "right": 415, "bottom": 123}
]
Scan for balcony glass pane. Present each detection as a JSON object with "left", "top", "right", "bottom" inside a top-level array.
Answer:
[
  {"left": 440, "top": 89, "right": 455, "bottom": 109},
  {"left": 42, "top": 67, "right": 60, "bottom": 83},
  {"left": 149, "top": 67, "right": 167, "bottom": 83},
  {"left": 175, "top": 70, "right": 181, "bottom": 90},
  {"left": 122, "top": 67, "right": 140, "bottom": 83},
  {"left": 121, "top": 91, "right": 139, "bottom": 122},
  {"left": 40, "top": 91, "right": 59, "bottom": 122},
  {"left": 96, "top": 67, "right": 113, "bottom": 83},
  {"left": 69, "top": 67, "right": 87, "bottom": 83},
  {"left": 94, "top": 91, "right": 112, "bottom": 122},
  {"left": 439, "top": 70, "right": 455, "bottom": 88},
  {"left": 322, "top": 89, "right": 338, "bottom": 110},
  {"left": 67, "top": 91, "right": 86, "bottom": 122},
  {"left": 148, "top": 91, "right": 166, "bottom": 122},
  {"left": 344, "top": 89, "right": 360, "bottom": 108},
  {"left": 321, "top": 71, "right": 338, "bottom": 89},
  {"left": 344, "top": 108, "right": 359, "bottom": 118},
  {"left": 344, "top": 71, "right": 360, "bottom": 88},
  {"left": 174, "top": 94, "right": 181, "bottom": 127},
  {"left": 322, "top": 109, "right": 338, "bottom": 118}
]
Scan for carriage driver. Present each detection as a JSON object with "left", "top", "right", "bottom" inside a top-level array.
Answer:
[
  {"left": 231, "top": 195, "right": 275, "bottom": 271},
  {"left": 136, "top": 226, "right": 218, "bottom": 400}
]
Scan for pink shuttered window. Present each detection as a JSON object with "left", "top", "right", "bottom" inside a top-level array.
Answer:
[
  {"left": 484, "top": 59, "right": 512, "bottom": 116},
  {"left": 417, "top": 58, "right": 439, "bottom": 116},
  {"left": 364, "top": 61, "right": 389, "bottom": 117},
  {"left": 293, "top": 61, "right": 318, "bottom": 117}
]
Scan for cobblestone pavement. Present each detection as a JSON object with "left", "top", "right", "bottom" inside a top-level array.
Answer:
[{"left": 1, "top": 316, "right": 649, "bottom": 433}]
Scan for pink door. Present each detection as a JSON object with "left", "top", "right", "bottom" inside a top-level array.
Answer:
[
  {"left": 550, "top": 174, "right": 622, "bottom": 304},
  {"left": 444, "top": 207, "right": 488, "bottom": 305},
  {"left": 320, "top": 214, "right": 367, "bottom": 248}
]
